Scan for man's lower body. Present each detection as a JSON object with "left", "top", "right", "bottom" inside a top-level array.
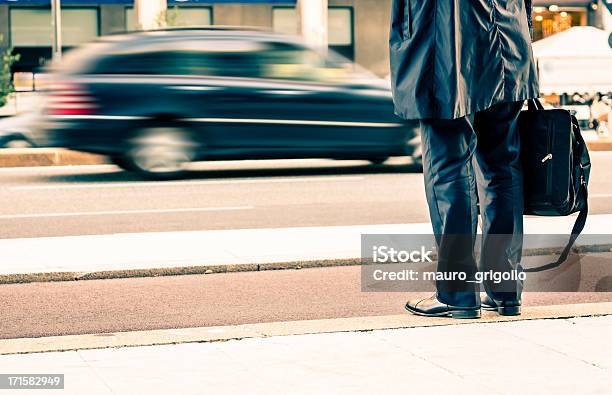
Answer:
[{"left": 405, "top": 101, "right": 525, "bottom": 318}]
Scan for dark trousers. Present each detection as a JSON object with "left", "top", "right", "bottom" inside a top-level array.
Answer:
[{"left": 420, "top": 101, "right": 524, "bottom": 307}]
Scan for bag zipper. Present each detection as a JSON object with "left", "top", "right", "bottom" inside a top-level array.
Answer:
[{"left": 545, "top": 120, "right": 554, "bottom": 198}]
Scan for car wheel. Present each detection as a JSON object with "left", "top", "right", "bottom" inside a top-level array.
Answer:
[
  {"left": 368, "top": 157, "right": 389, "bottom": 165},
  {"left": 110, "top": 155, "right": 138, "bottom": 172},
  {"left": 5, "top": 139, "right": 33, "bottom": 149},
  {"left": 123, "top": 126, "right": 197, "bottom": 180}
]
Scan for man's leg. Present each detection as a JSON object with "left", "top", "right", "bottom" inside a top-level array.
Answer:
[
  {"left": 419, "top": 117, "right": 479, "bottom": 308},
  {"left": 473, "top": 101, "right": 524, "bottom": 308}
]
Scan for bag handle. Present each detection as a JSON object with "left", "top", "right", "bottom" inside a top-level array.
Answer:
[
  {"left": 527, "top": 98, "right": 544, "bottom": 111},
  {"left": 524, "top": 185, "right": 588, "bottom": 273}
]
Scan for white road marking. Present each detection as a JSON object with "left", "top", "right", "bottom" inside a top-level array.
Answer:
[
  {"left": 0, "top": 206, "right": 254, "bottom": 220},
  {"left": 9, "top": 176, "right": 365, "bottom": 191}
]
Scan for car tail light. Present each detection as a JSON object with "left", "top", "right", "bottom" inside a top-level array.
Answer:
[{"left": 46, "top": 82, "right": 97, "bottom": 116}]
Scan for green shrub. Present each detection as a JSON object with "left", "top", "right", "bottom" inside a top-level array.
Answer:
[
  {"left": 155, "top": 6, "right": 181, "bottom": 28},
  {"left": 1, "top": 35, "right": 20, "bottom": 107}
]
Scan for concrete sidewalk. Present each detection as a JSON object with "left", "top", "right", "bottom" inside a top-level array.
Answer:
[
  {"left": 1, "top": 214, "right": 612, "bottom": 283},
  {"left": 1, "top": 314, "right": 609, "bottom": 394}
]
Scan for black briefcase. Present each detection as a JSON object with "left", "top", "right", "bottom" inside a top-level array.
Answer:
[{"left": 518, "top": 99, "right": 591, "bottom": 272}]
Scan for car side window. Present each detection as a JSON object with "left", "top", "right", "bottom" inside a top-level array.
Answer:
[
  {"left": 88, "top": 39, "right": 354, "bottom": 82},
  {"left": 187, "top": 51, "right": 263, "bottom": 78},
  {"left": 90, "top": 39, "right": 267, "bottom": 78},
  {"left": 256, "top": 42, "right": 354, "bottom": 83},
  {"left": 256, "top": 43, "right": 323, "bottom": 81},
  {"left": 91, "top": 51, "right": 177, "bottom": 75}
]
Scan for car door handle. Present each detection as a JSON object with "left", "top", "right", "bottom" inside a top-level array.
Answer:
[
  {"left": 261, "top": 90, "right": 312, "bottom": 96},
  {"left": 169, "top": 86, "right": 222, "bottom": 92}
]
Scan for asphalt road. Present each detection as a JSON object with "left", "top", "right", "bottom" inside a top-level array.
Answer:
[
  {"left": 1, "top": 156, "right": 611, "bottom": 340},
  {"left": 1, "top": 152, "right": 612, "bottom": 239},
  {"left": 0, "top": 265, "right": 610, "bottom": 340}
]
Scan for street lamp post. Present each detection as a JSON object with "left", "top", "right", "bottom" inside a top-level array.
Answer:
[
  {"left": 297, "top": 0, "right": 328, "bottom": 53},
  {"left": 135, "top": 0, "right": 168, "bottom": 30},
  {"left": 51, "top": 0, "right": 62, "bottom": 61}
]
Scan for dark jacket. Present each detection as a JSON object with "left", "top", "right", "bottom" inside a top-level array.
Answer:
[{"left": 389, "top": 0, "right": 539, "bottom": 120}]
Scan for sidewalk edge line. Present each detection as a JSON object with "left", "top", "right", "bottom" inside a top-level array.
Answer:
[
  {"left": 1, "top": 302, "right": 611, "bottom": 355},
  {"left": 1, "top": 243, "right": 611, "bottom": 284}
]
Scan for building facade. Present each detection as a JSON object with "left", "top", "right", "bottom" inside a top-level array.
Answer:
[
  {"left": 0, "top": 0, "right": 393, "bottom": 77},
  {"left": 532, "top": 0, "right": 612, "bottom": 40},
  {"left": 1, "top": 0, "right": 610, "bottom": 77}
]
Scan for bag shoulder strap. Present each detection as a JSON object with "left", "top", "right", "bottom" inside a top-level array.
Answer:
[{"left": 524, "top": 185, "right": 588, "bottom": 273}]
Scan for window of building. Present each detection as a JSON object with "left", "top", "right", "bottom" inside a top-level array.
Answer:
[
  {"left": 272, "top": 7, "right": 298, "bottom": 36},
  {"left": 10, "top": 7, "right": 99, "bottom": 72},
  {"left": 10, "top": 8, "right": 99, "bottom": 47},
  {"left": 328, "top": 8, "right": 353, "bottom": 46},
  {"left": 126, "top": 7, "right": 212, "bottom": 31},
  {"left": 532, "top": 7, "right": 587, "bottom": 41},
  {"left": 328, "top": 7, "right": 354, "bottom": 60},
  {"left": 272, "top": 6, "right": 354, "bottom": 60}
]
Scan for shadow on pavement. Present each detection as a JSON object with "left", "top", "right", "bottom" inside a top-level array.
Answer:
[{"left": 39, "top": 161, "right": 423, "bottom": 184}]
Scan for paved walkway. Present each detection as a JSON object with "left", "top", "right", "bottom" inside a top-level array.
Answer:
[
  {"left": 0, "top": 315, "right": 609, "bottom": 395},
  {"left": 1, "top": 214, "right": 612, "bottom": 279}
]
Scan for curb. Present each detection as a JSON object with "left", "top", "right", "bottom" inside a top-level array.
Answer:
[
  {"left": 1, "top": 243, "right": 610, "bottom": 285},
  {"left": 0, "top": 140, "right": 611, "bottom": 168},
  {"left": 0, "top": 148, "right": 108, "bottom": 167},
  {"left": 1, "top": 302, "right": 611, "bottom": 355},
  {"left": 0, "top": 259, "right": 362, "bottom": 285}
]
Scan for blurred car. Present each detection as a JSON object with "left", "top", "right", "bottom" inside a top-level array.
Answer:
[
  {"left": 0, "top": 113, "right": 36, "bottom": 148},
  {"left": 36, "top": 27, "right": 421, "bottom": 179}
]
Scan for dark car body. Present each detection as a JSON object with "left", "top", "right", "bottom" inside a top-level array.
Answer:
[{"left": 38, "top": 28, "right": 420, "bottom": 178}]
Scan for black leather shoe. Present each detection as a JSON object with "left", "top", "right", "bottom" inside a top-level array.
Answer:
[
  {"left": 405, "top": 295, "right": 481, "bottom": 319},
  {"left": 481, "top": 294, "right": 521, "bottom": 316}
]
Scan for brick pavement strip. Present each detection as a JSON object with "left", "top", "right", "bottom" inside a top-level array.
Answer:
[
  {"left": 0, "top": 140, "right": 610, "bottom": 168},
  {"left": 0, "top": 148, "right": 108, "bottom": 167}
]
